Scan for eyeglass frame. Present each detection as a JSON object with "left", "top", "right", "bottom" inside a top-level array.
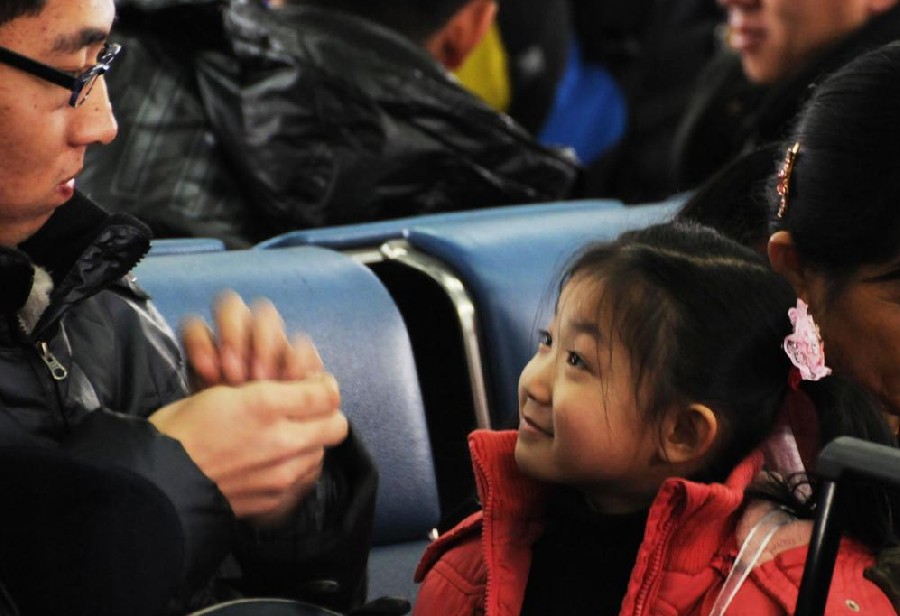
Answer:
[{"left": 0, "top": 42, "right": 121, "bottom": 108}]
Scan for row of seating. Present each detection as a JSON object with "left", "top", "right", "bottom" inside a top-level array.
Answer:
[{"left": 134, "top": 198, "right": 680, "bottom": 604}]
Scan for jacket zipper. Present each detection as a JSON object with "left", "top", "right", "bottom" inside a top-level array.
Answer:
[
  {"left": 471, "top": 448, "right": 495, "bottom": 616},
  {"left": 38, "top": 341, "right": 68, "bottom": 381},
  {"left": 37, "top": 340, "right": 70, "bottom": 430},
  {"left": 633, "top": 513, "right": 678, "bottom": 616}
]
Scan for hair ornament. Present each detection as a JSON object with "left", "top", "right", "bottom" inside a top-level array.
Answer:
[
  {"left": 776, "top": 142, "right": 800, "bottom": 219},
  {"left": 784, "top": 298, "right": 831, "bottom": 386}
]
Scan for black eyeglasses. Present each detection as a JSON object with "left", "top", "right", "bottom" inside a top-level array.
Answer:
[{"left": 0, "top": 42, "right": 121, "bottom": 108}]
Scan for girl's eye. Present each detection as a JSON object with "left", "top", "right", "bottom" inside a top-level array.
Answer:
[
  {"left": 537, "top": 330, "right": 552, "bottom": 348},
  {"left": 566, "top": 351, "right": 586, "bottom": 369}
]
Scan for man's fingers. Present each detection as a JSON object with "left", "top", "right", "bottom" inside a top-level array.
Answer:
[
  {"left": 248, "top": 298, "right": 289, "bottom": 381},
  {"left": 245, "top": 374, "right": 342, "bottom": 421},
  {"left": 282, "top": 334, "right": 325, "bottom": 380},
  {"left": 181, "top": 316, "right": 221, "bottom": 386},
  {"left": 213, "top": 291, "right": 252, "bottom": 384},
  {"left": 280, "top": 410, "right": 349, "bottom": 452},
  {"left": 219, "top": 448, "right": 326, "bottom": 502}
]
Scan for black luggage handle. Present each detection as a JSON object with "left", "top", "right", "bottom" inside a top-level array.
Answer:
[{"left": 795, "top": 436, "right": 900, "bottom": 616}]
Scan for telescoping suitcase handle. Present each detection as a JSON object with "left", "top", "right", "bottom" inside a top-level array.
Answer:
[{"left": 795, "top": 436, "right": 900, "bottom": 616}]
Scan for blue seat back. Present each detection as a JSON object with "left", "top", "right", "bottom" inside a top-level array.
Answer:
[
  {"left": 133, "top": 247, "right": 440, "bottom": 600},
  {"left": 254, "top": 200, "right": 624, "bottom": 251},
  {"left": 148, "top": 237, "right": 226, "bottom": 256},
  {"left": 403, "top": 201, "right": 679, "bottom": 427}
]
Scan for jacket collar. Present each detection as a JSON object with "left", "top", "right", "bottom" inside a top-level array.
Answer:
[
  {"left": 468, "top": 429, "right": 764, "bottom": 614},
  {"left": 467, "top": 429, "right": 760, "bottom": 541},
  {"left": 1, "top": 192, "right": 151, "bottom": 333}
]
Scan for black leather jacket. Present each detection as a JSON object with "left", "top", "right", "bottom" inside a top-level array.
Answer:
[
  {"left": 0, "top": 194, "right": 377, "bottom": 614},
  {"left": 80, "top": 1, "right": 580, "bottom": 248}
]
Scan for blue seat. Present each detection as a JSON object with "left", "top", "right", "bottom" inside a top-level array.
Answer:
[
  {"left": 254, "top": 200, "right": 625, "bottom": 252},
  {"left": 133, "top": 247, "right": 440, "bottom": 603},
  {"left": 390, "top": 201, "right": 679, "bottom": 428},
  {"left": 147, "top": 237, "right": 226, "bottom": 256}
]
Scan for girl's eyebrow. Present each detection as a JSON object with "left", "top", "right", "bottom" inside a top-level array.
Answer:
[{"left": 568, "top": 319, "right": 606, "bottom": 343}]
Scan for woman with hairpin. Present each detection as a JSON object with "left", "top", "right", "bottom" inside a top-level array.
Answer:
[{"left": 768, "top": 41, "right": 900, "bottom": 603}]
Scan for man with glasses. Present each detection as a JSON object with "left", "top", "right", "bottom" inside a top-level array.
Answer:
[{"left": 0, "top": 1, "right": 371, "bottom": 613}]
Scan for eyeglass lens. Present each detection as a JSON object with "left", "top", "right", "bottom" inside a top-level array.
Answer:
[{"left": 72, "top": 44, "right": 119, "bottom": 107}]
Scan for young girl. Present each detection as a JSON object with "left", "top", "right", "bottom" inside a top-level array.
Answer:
[{"left": 413, "top": 222, "right": 898, "bottom": 615}]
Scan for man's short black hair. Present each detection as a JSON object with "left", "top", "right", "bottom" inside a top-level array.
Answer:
[
  {"left": 0, "top": 0, "right": 46, "bottom": 27},
  {"left": 290, "top": 0, "right": 473, "bottom": 44}
]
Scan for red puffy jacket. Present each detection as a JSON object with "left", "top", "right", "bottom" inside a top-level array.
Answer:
[{"left": 414, "top": 430, "right": 893, "bottom": 615}]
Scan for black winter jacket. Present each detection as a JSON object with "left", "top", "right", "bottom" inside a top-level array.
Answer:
[
  {"left": 671, "top": 3, "right": 900, "bottom": 192},
  {"left": 0, "top": 194, "right": 377, "bottom": 614},
  {"left": 80, "top": 1, "right": 580, "bottom": 248},
  {"left": 0, "top": 194, "right": 233, "bottom": 612}
]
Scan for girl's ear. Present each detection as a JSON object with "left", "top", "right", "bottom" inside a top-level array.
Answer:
[
  {"left": 768, "top": 231, "right": 810, "bottom": 302},
  {"left": 659, "top": 404, "right": 718, "bottom": 465},
  {"left": 425, "top": 0, "right": 498, "bottom": 70}
]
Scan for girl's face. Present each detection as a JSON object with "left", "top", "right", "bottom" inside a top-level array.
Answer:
[
  {"left": 515, "top": 277, "right": 664, "bottom": 514},
  {"left": 806, "top": 262, "right": 900, "bottom": 415}
]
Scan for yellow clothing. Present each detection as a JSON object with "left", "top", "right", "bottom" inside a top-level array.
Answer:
[{"left": 454, "top": 24, "right": 511, "bottom": 112}]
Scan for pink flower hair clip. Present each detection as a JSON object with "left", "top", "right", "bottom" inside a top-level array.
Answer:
[{"left": 784, "top": 299, "right": 832, "bottom": 387}]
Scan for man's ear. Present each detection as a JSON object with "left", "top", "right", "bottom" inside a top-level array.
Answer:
[
  {"left": 659, "top": 404, "right": 718, "bottom": 465},
  {"left": 425, "top": 0, "right": 498, "bottom": 70},
  {"left": 768, "top": 231, "right": 810, "bottom": 302}
]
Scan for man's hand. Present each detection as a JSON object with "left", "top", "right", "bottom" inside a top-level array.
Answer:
[
  {"left": 182, "top": 291, "right": 324, "bottom": 388},
  {"left": 149, "top": 376, "right": 348, "bottom": 525}
]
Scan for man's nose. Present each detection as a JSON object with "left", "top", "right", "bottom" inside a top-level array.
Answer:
[{"left": 69, "top": 77, "right": 118, "bottom": 147}]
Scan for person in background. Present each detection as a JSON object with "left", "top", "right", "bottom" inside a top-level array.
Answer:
[
  {"left": 459, "top": 0, "right": 720, "bottom": 189},
  {"left": 454, "top": 0, "right": 572, "bottom": 136},
  {"left": 672, "top": 0, "right": 900, "bottom": 194},
  {"left": 77, "top": 0, "right": 580, "bottom": 248},
  {"left": 415, "top": 221, "right": 898, "bottom": 615},
  {"left": 572, "top": 0, "right": 723, "bottom": 202},
  {"left": 767, "top": 44, "right": 900, "bottom": 603},
  {"left": 767, "top": 42, "right": 900, "bottom": 420},
  {"left": 0, "top": 0, "right": 378, "bottom": 613}
]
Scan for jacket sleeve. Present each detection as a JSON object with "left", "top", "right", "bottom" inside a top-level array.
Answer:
[
  {"left": 60, "top": 410, "right": 235, "bottom": 601},
  {"left": 228, "top": 427, "right": 379, "bottom": 614},
  {"left": 47, "top": 286, "right": 236, "bottom": 606}
]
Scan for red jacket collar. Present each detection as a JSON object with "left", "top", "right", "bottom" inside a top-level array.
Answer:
[{"left": 419, "top": 429, "right": 764, "bottom": 614}]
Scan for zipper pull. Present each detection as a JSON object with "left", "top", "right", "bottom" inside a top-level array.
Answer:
[{"left": 39, "top": 342, "right": 68, "bottom": 381}]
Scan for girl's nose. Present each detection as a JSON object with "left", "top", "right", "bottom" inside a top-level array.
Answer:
[{"left": 519, "top": 351, "right": 554, "bottom": 407}]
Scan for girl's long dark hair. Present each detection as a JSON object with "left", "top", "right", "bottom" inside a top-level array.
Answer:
[{"left": 564, "top": 221, "right": 898, "bottom": 549}]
